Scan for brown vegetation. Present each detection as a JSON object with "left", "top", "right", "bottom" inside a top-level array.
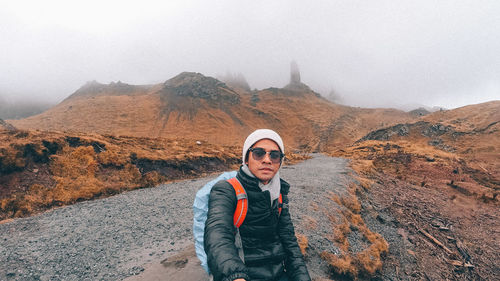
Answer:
[
  {"left": 296, "top": 233, "right": 309, "bottom": 256},
  {"left": 329, "top": 101, "right": 500, "bottom": 280},
  {"left": 321, "top": 182, "right": 389, "bottom": 279},
  {"left": 333, "top": 140, "right": 498, "bottom": 202},
  {"left": 0, "top": 130, "right": 239, "bottom": 220},
  {"left": 0, "top": 129, "right": 309, "bottom": 220}
]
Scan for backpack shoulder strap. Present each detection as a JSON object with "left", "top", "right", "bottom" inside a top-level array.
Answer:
[
  {"left": 227, "top": 177, "right": 248, "bottom": 228},
  {"left": 278, "top": 193, "right": 283, "bottom": 216}
]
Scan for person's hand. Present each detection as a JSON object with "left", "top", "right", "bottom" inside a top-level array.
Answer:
[{"left": 233, "top": 279, "right": 246, "bottom": 281}]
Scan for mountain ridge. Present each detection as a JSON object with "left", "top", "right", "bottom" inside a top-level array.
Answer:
[
  {"left": 10, "top": 72, "right": 416, "bottom": 150},
  {"left": 64, "top": 80, "right": 155, "bottom": 101}
]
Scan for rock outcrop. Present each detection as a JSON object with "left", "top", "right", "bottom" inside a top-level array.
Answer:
[
  {"left": 359, "top": 121, "right": 456, "bottom": 141},
  {"left": 290, "top": 61, "right": 301, "bottom": 84},
  {"left": 284, "top": 61, "right": 312, "bottom": 93},
  {"left": 159, "top": 72, "right": 241, "bottom": 120},
  {"left": 161, "top": 72, "right": 239, "bottom": 104},
  {"left": 217, "top": 72, "right": 251, "bottom": 92},
  {"left": 408, "top": 107, "right": 431, "bottom": 117}
]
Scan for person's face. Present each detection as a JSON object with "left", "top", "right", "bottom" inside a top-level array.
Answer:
[{"left": 246, "top": 139, "right": 282, "bottom": 184}]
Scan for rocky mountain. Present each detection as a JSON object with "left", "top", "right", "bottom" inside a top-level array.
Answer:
[
  {"left": 330, "top": 100, "right": 499, "bottom": 281},
  {"left": 357, "top": 101, "right": 500, "bottom": 196},
  {"left": 10, "top": 71, "right": 416, "bottom": 150},
  {"left": 408, "top": 107, "right": 431, "bottom": 117},
  {"left": 360, "top": 101, "right": 499, "bottom": 153},
  {"left": 159, "top": 72, "right": 240, "bottom": 119}
]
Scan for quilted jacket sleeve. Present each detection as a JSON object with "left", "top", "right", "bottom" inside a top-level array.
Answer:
[
  {"left": 278, "top": 193, "right": 311, "bottom": 281},
  {"left": 204, "top": 180, "right": 250, "bottom": 281}
]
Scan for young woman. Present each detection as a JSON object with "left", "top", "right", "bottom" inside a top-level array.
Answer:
[{"left": 204, "top": 129, "right": 311, "bottom": 281}]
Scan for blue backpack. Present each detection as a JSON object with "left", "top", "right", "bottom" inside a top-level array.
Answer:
[
  {"left": 193, "top": 171, "right": 238, "bottom": 273},
  {"left": 193, "top": 171, "right": 283, "bottom": 273}
]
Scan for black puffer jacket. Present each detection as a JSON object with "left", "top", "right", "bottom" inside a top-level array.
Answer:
[{"left": 204, "top": 168, "right": 311, "bottom": 281}]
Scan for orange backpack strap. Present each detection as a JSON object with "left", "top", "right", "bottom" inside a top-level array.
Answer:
[
  {"left": 278, "top": 193, "right": 283, "bottom": 216},
  {"left": 227, "top": 177, "right": 248, "bottom": 228}
]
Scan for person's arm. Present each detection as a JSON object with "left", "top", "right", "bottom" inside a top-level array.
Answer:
[
  {"left": 204, "top": 181, "right": 250, "bottom": 281},
  {"left": 278, "top": 193, "right": 311, "bottom": 281}
]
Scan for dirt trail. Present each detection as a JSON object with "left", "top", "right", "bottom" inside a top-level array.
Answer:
[
  {"left": 126, "top": 154, "right": 356, "bottom": 281},
  {"left": 0, "top": 154, "right": 359, "bottom": 280}
]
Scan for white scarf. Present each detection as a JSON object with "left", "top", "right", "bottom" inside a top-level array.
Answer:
[{"left": 241, "top": 164, "right": 281, "bottom": 204}]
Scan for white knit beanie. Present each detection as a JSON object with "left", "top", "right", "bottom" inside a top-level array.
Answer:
[
  {"left": 241, "top": 129, "right": 284, "bottom": 204},
  {"left": 242, "top": 129, "right": 285, "bottom": 164}
]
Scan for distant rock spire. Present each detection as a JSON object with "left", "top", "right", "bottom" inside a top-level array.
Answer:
[
  {"left": 217, "top": 71, "right": 251, "bottom": 92},
  {"left": 290, "top": 61, "right": 301, "bottom": 84},
  {"left": 284, "top": 60, "right": 312, "bottom": 93}
]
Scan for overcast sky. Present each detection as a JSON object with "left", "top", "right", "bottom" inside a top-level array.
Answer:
[{"left": 1, "top": 0, "right": 499, "bottom": 109}]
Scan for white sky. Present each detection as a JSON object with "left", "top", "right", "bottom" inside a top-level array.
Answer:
[{"left": 1, "top": 0, "right": 499, "bottom": 109}]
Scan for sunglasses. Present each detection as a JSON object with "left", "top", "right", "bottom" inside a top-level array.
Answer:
[{"left": 248, "top": 147, "right": 284, "bottom": 163}]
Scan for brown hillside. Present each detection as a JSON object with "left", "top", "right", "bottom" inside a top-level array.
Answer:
[
  {"left": 422, "top": 100, "right": 500, "bottom": 131},
  {"left": 0, "top": 129, "right": 234, "bottom": 220},
  {"left": 10, "top": 72, "right": 416, "bottom": 151},
  {"left": 0, "top": 119, "right": 16, "bottom": 131},
  {"left": 330, "top": 101, "right": 499, "bottom": 280},
  {"left": 358, "top": 101, "right": 500, "bottom": 185},
  {"left": 421, "top": 101, "right": 500, "bottom": 181}
]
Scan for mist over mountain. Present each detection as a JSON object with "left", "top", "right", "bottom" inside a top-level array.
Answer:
[
  {"left": 0, "top": 95, "right": 54, "bottom": 120},
  {"left": 2, "top": 1, "right": 499, "bottom": 110},
  {"left": 217, "top": 72, "right": 252, "bottom": 92},
  {"left": 9, "top": 70, "right": 417, "bottom": 150}
]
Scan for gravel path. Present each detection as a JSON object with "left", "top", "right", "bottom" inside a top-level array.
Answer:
[{"left": 0, "top": 154, "right": 354, "bottom": 281}]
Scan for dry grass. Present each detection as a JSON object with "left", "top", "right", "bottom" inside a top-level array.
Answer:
[
  {"left": 0, "top": 129, "right": 311, "bottom": 220},
  {"left": 423, "top": 100, "right": 500, "bottom": 131},
  {"left": 321, "top": 181, "right": 388, "bottom": 279},
  {"left": 332, "top": 101, "right": 500, "bottom": 203},
  {"left": 324, "top": 121, "right": 499, "bottom": 278},
  {"left": 296, "top": 233, "right": 309, "bottom": 256},
  {"left": 284, "top": 150, "right": 312, "bottom": 165},
  {"left": 323, "top": 102, "right": 499, "bottom": 279},
  {"left": 331, "top": 140, "right": 456, "bottom": 162},
  {"left": 302, "top": 215, "right": 318, "bottom": 230},
  {"left": 0, "top": 130, "right": 243, "bottom": 220},
  {"left": 332, "top": 140, "right": 499, "bottom": 203}
]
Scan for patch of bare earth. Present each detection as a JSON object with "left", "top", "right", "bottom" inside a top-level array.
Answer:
[
  {"left": 332, "top": 141, "right": 499, "bottom": 280},
  {"left": 370, "top": 174, "right": 498, "bottom": 280}
]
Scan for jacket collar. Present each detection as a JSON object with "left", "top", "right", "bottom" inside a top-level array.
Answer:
[
  {"left": 236, "top": 166, "right": 260, "bottom": 191},
  {"left": 236, "top": 166, "right": 290, "bottom": 195}
]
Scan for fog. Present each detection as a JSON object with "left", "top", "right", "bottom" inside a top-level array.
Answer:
[{"left": 1, "top": 0, "right": 499, "bottom": 110}]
